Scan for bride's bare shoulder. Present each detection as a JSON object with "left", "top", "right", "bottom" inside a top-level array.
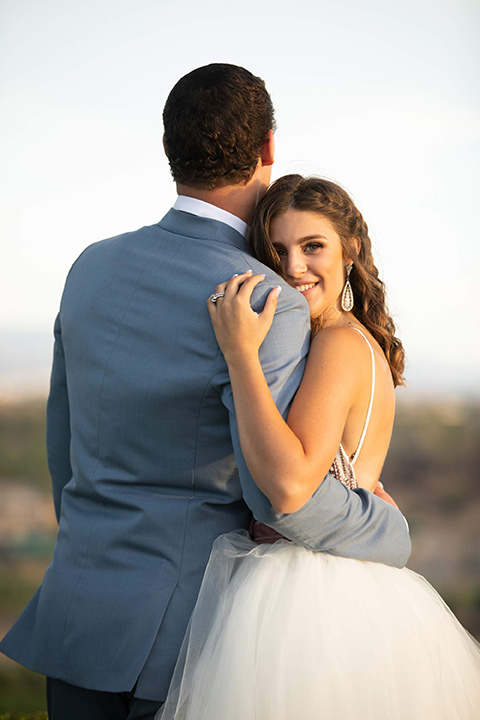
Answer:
[
  {"left": 308, "top": 324, "right": 394, "bottom": 396},
  {"left": 301, "top": 325, "right": 374, "bottom": 387},
  {"left": 309, "top": 324, "right": 372, "bottom": 358}
]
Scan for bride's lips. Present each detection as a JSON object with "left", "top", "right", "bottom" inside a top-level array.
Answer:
[{"left": 293, "top": 282, "right": 318, "bottom": 296}]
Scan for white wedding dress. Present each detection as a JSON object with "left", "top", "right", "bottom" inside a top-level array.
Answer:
[{"left": 157, "top": 330, "right": 480, "bottom": 719}]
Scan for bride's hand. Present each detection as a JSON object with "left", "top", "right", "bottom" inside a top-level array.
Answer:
[{"left": 207, "top": 270, "right": 282, "bottom": 363}]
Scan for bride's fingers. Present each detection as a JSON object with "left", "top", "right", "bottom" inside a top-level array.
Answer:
[
  {"left": 207, "top": 272, "right": 250, "bottom": 319},
  {"left": 258, "top": 286, "right": 282, "bottom": 324},
  {"left": 235, "top": 273, "right": 266, "bottom": 303},
  {"left": 208, "top": 271, "right": 268, "bottom": 319},
  {"left": 210, "top": 270, "right": 253, "bottom": 303},
  {"left": 212, "top": 281, "right": 229, "bottom": 296},
  {"left": 222, "top": 270, "right": 256, "bottom": 300},
  {"left": 207, "top": 284, "right": 228, "bottom": 321}
]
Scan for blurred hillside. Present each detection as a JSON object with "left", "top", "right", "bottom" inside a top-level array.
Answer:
[{"left": 0, "top": 396, "right": 479, "bottom": 712}]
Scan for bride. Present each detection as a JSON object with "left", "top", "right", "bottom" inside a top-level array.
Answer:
[{"left": 158, "top": 175, "right": 480, "bottom": 719}]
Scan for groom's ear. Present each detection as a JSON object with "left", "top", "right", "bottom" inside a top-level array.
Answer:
[{"left": 261, "top": 129, "right": 275, "bottom": 167}]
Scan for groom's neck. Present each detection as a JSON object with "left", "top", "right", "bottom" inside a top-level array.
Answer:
[{"left": 176, "top": 166, "right": 270, "bottom": 225}]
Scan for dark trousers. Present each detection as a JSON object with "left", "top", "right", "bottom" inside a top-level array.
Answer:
[{"left": 47, "top": 677, "right": 164, "bottom": 720}]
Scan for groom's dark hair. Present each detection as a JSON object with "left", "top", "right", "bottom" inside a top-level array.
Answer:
[{"left": 163, "top": 63, "right": 276, "bottom": 189}]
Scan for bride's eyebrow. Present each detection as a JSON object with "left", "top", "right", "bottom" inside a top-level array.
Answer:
[
  {"left": 299, "top": 235, "right": 327, "bottom": 242},
  {"left": 273, "top": 235, "right": 327, "bottom": 247}
]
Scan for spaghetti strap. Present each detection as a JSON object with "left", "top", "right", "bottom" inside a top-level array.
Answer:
[{"left": 349, "top": 327, "right": 375, "bottom": 466}]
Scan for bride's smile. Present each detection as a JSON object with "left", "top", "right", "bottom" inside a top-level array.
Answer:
[{"left": 293, "top": 281, "right": 318, "bottom": 293}]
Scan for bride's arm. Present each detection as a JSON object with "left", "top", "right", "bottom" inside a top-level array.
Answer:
[{"left": 208, "top": 272, "right": 370, "bottom": 514}]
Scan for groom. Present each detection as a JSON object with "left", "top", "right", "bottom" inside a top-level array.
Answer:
[{"left": 0, "top": 64, "right": 411, "bottom": 720}]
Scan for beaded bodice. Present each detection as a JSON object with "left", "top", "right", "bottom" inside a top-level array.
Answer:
[{"left": 329, "top": 445, "right": 358, "bottom": 490}]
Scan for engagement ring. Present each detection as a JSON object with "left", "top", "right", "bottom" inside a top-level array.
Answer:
[{"left": 210, "top": 292, "right": 226, "bottom": 303}]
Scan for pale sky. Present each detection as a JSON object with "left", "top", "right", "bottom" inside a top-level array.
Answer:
[{"left": 1, "top": 0, "right": 479, "bottom": 398}]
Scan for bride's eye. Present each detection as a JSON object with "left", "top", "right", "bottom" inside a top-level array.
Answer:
[
  {"left": 273, "top": 246, "right": 287, "bottom": 257},
  {"left": 304, "top": 242, "right": 324, "bottom": 252}
]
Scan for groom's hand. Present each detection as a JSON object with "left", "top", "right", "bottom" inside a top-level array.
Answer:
[{"left": 373, "top": 481, "right": 399, "bottom": 510}]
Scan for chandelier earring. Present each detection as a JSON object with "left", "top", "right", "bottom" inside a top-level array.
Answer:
[{"left": 341, "top": 264, "right": 354, "bottom": 312}]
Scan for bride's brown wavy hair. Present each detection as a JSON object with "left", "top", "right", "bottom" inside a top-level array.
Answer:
[{"left": 249, "top": 175, "right": 405, "bottom": 387}]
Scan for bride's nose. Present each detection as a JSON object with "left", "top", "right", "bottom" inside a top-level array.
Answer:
[{"left": 285, "top": 251, "right": 308, "bottom": 279}]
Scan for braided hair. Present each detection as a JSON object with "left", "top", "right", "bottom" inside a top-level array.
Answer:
[{"left": 249, "top": 175, "right": 405, "bottom": 387}]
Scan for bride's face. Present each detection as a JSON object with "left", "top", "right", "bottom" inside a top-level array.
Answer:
[{"left": 270, "top": 208, "right": 347, "bottom": 321}]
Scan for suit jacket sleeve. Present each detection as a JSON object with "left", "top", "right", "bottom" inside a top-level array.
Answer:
[
  {"left": 218, "top": 284, "right": 411, "bottom": 569},
  {"left": 46, "top": 312, "right": 72, "bottom": 522}
]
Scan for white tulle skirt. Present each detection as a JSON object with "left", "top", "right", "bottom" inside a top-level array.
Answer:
[{"left": 158, "top": 531, "right": 480, "bottom": 720}]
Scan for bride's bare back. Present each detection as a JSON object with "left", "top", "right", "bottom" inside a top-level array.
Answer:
[{"left": 291, "top": 321, "right": 395, "bottom": 493}]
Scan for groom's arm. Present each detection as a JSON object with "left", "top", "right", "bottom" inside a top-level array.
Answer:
[
  {"left": 218, "top": 280, "right": 411, "bottom": 569},
  {"left": 46, "top": 313, "right": 72, "bottom": 522}
]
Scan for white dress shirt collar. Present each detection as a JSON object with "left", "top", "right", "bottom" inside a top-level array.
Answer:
[{"left": 173, "top": 195, "right": 249, "bottom": 238}]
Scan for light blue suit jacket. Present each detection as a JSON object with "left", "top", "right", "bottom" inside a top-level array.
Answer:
[{"left": 0, "top": 209, "right": 410, "bottom": 700}]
